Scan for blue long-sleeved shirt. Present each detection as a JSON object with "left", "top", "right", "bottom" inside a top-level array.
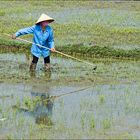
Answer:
[{"left": 15, "top": 24, "right": 54, "bottom": 58}]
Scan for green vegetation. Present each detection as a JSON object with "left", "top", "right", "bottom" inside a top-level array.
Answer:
[
  {"left": 0, "top": 1, "right": 140, "bottom": 139},
  {"left": 90, "top": 115, "right": 95, "bottom": 129},
  {"left": 102, "top": 119, "right": 111, "bottom": 129},
  {"left": 0, "top": 1, "right": 139, "bottom": 59},
  {"left": 99, "top": 94, "right": 105, "bottom": 104}
]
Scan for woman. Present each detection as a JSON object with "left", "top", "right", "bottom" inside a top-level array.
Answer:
[{"left": 12, "top": 13, "right": 55, "bottom": 71}]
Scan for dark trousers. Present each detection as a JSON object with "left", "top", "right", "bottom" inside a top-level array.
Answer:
[{"left": 32, "top": 55, "right": 50, "bottom": 64}]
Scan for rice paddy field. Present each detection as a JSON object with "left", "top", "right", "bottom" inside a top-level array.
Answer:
[{"left": 0, "top": 1, "right": 140, "bottom": 139}]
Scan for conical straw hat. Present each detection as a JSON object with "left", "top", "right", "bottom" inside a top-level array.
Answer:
[{"left": 35, "top": 13, "right": 54, "bottom": 24}]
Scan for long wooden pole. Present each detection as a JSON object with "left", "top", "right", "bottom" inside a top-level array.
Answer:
[{"left": 4, "top": 33, "right": 97, "bottom": 69}]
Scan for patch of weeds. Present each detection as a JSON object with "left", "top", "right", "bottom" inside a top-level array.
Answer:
[
  {"left": 6, "top": 134, "right": 14, "bottom": 140},
  {"left": 23, "top": 96, "right": 40, "bottom": 111},
  {"left": 81, "top": 113, "right": 85, "bottom": 129},
  {"left": 36, "top": 116, "right": 53, "bottom": 126},
  {"left": 111, "top": 132, "right": 135, "bottom": 139},
  {"left": 0, "top": 10, "right": 5, "bottom": 16},
  {"left": 90, "top": 115, "right": 95, "bottom": 129},
  {"left": 11, "top": 7, "right": 25, "bottom": 14},
  {"left": 0, "top": 105, "right": 2, "bottom": 113},
  {"left": 16, "top": 99, "right": 21, "bottom": 108},
  {"left": 99, "top": 94, "right": 105, "bottom": 104},
  {"left": 18, "top": 116, "right": 25, "bottom": 127},
  {"left": 102, "top": 119, "right": 111, "bottom": 129}
]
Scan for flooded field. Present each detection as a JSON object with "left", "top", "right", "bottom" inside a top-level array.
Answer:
[
  {"left": 0, "top": 50, "right": 139, "bottom": 139},
  {"left": 0, "top": 1, "right": 140, "bottom": 139}
]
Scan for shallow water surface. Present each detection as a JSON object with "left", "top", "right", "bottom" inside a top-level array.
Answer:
[{"left": 0, "top": 52, "right": 140, "bottom": 139}]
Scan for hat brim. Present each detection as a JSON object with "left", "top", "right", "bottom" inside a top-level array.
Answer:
[{"left": 36, "top": 19, "right": 54, "bottom": 25}]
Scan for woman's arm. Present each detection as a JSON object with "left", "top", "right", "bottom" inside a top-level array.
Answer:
[{"left": 12, "top": 25, "right": 35, "bottom": 39}]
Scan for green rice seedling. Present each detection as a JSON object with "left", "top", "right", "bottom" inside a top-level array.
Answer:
[
  {"left": 110, "top": 132, "right": 135, "bottom": 140},
  {"left": 99, "top": 94, "right": 105, "bottom": 104},
  {"left": 23, "top": 96, "right": 41, "bottom": 111},
  {"left": 81, "top": 113, "right": 85, "bottom": 129},
  {"left": 90, "top": 115, "right": 95, "bottom": 129},
  {"left": 17, "top": 116, "right": 25, "bottom": 128},
  {"left": 0, "top": 10, "right": 5, "bottom": 16},
  {"left": 23, "top": 97, "right": 32, "bottom": 110},
  {"left": 102, "top": 119, "right": 111, "bottom": 129},
  {"left": 0, "top": 105, "right": 2, "bottom": 113},
  {"left": 6, "top": 134, "right": 14, "bottom": 140}
]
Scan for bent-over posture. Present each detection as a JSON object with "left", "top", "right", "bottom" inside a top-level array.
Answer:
[{"left": 12, "top": 13, "right": 55, "bottom": 71}]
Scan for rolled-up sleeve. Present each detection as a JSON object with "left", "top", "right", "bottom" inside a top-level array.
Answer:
[
  {"left": 15, "top": 25, "right": 35, "bottom": 37},
  {"left": 48, "top": 28, "right": 54, "bottom": 49}
]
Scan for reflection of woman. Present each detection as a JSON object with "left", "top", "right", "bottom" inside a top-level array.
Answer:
[
  {"left": 31, "top": 92, "right": 53, "bottom": 126},
  {"left": 12, "top": 13, "right": 55, "bottom": 71},
  {"left": 14, "top": 82, "right": 54, "bottom": 126},
  {"left": 30, "top": 83, "right": 54, "bottom": 125}
]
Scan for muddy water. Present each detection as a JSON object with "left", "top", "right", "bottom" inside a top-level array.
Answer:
[{"left": 0, "top": 51, "right": 140, "bottom": 139}]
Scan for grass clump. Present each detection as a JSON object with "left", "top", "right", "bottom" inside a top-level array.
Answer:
[
  {"left": 99, "top": 94, "right": 105, "bottom": 104},
  {"left": 90, "top": 115, "right": 95, "bottom": 129},
  {"left": 102, "top": 119, "right": 111, "bottom": 129},
  {"left": 0, "top": 10, "right": 5, "bottom": 16}
]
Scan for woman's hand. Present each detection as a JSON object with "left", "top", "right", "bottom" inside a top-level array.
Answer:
[
  {"left": 51, "top": 47, "right": 56, "bottom": 52},
  {"left": 12, "top": 34, "right": 16, "bottom": 39}
]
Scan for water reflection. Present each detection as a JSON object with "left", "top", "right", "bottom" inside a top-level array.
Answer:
[
  {"left": 29, "top": 71, "right": 53, "bottom": 126},
  {"left": 13, "top": 71, "right": 54, "bottom": 126},
  {"left": 31, "top": 91, "right": 54, "bottom": 126}
]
